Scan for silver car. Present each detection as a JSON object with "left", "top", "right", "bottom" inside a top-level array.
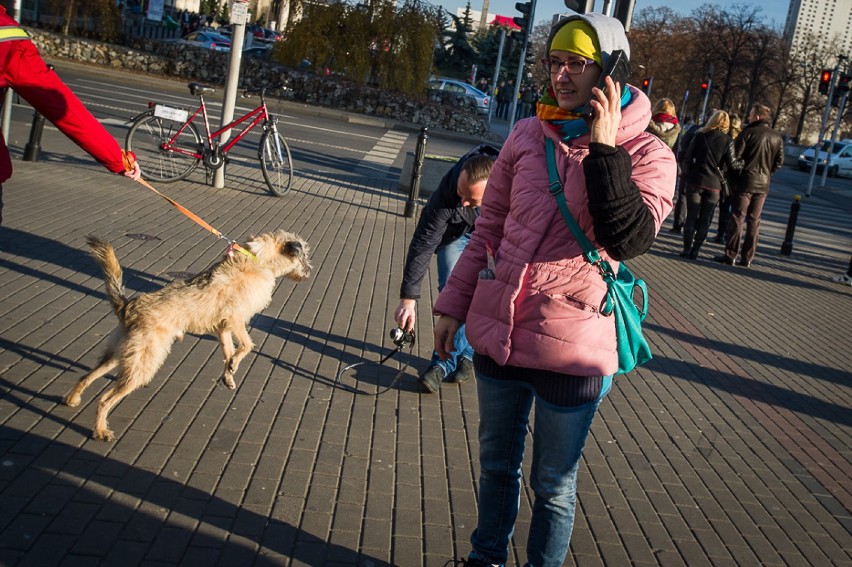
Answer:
[
  {"left": 427, "top": 78, "right": 491, "bottom": 115},
  {"left": 179, "top": 31, "right": 232, "bottom": 52}
]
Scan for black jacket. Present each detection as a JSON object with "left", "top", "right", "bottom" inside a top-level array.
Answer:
[
  {"left": 399, "top": 144, "right": 500, "bottom": 299},
  {"left": 734, "top": 119, "right": 784, "bottom": 194},
  {"left": 682, "top": 129, "right": 742, "bottom": 191}
]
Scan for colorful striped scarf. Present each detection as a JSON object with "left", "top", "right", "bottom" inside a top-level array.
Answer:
[{"left": 536, "top": 85, "right": 633, "bottom": 141}]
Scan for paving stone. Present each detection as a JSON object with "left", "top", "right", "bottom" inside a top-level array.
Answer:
[{"left": 1, "top": 86, "right": 851, "bottom": 566}]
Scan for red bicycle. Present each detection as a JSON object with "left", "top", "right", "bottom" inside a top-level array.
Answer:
[{"left": 126, "top": 82, "right": 293, "bottom": 196}]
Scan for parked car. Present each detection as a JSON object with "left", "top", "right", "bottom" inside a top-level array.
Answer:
[
  {"left": 243, "top": 45, "right": 273, "bottom": 59},
  {"left": 427, "top": 78, "right": 490, "bottom": 115},
  {"left": 798, "top": 139, "right": 852, "bottom": 177},
  {"left": 179, "top": 31, "right": 232, "bottom": 52},
  {"left": 219, "top": 23, "right": 271, "bottom": 41},
  {"left": 262, "top": 28, "right": 283, "bottom": 42}
]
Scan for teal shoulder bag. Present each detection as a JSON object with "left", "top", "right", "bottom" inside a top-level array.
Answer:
[{"left": 545, "top": 138, "right": 652, "bottom": 375}]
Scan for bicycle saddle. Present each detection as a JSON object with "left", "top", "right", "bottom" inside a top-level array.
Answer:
[{"left": 188, "top": 83, "right": 215, "bottom": 96}]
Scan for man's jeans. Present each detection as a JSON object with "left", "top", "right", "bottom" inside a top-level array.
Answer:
[
  {"left": 431, "top": 233, "right": 473, "bottom": 376},
  {"left": 471, "top": 372, "right": 612, "bottom": 567}
]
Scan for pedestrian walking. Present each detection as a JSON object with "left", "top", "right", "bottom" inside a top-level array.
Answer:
[
  {"left": 432, "top": 13, "right": 676, "bottom": 567},
  {"left": 714, "top": 112, "right": 742, "bottom": 242},
  {"left": 714, "top": 103, "right": 784, "bottom": 267},
  {"left": 495, "top": 80, "right": 509, "bottom": 120},
  {"left": 831, "top": 256, "right": 852, "bottom": 286},
  {"left": 679, "top": 110, "right": 742, "bottom": 260},
  {"left": 646, "top": 98, "right": 681, "bottom": 150},
  {"left": 670, "top": 114, "right": 697, "bottom": 233}
]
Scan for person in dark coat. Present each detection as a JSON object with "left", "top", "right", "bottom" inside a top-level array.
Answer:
[
  {"left": 714, "top": 113, "right": 742, "bottom": 242},
  {"left": 670, "top": 114, "right": 697, "bottom": 233},
  {"left": 714, "top": 103, "right": 784, "bottom": 267},
  {"left": 394, "top": 144, "right": 498, "bottom": 393},
  {"left": 679, "top": 110, "right": 742, "bottom": 259}
]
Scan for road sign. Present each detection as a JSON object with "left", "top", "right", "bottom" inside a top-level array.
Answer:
[{"left": 231, "top": 1, "right": 249, "bottom": 25}]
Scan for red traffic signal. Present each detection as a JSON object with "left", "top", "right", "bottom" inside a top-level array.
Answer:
[
  {"left": 839, "top": 74, "right": 851, "bottom": 93},
  {"left": 641, "top": 77, "right": 652, "bottom": 95},
  {"left": 819, "top": 69, "right": 832, "bottom": 95},
  {"left": 700, "top": 81, "right": 709, "bottom": 93}
]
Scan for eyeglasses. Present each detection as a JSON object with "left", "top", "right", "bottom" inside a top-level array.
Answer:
[{"left": 541, "top": 57, "right": 595, "bottom": 76}]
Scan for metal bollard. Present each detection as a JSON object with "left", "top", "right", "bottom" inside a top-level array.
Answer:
[
  {"left": 780, "top": 195, "right": 801, "bottom": 256},
  {"left": 23, "top": 65, "right": 53, "bottom": 163},
  {"left": 404, "top": 127, "right": 428, "bottom": 218},
  {"left": 22, "top": 108, "right": 46, "bottom": 162}
]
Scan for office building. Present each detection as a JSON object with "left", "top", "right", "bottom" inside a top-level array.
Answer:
[{"left": 784, "top": 0, "right": 852, "bottom": 57}]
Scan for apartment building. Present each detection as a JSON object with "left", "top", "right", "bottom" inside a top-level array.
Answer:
[{"left": 783, "top": 0, "right": 852, "bottom": 57}]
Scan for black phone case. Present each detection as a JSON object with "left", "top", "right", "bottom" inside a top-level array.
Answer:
[{"left": 582, "top": 50, "right": 631, "bottom": 119}]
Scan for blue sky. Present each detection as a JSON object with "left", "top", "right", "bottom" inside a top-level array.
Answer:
[{"left": 438, "top": 0, "right": 791, "bottom": 29}]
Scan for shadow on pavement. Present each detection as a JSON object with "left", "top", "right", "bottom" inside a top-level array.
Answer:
[
  {"left": 0, "top": 227, "right": 169, "bottom": 296},
  {"left": 252, "top": 316, "right": 423, "bottom": 394},
  {"left": 645, "top": 327, "right": 852, "bottom": 427},
  {"left": 0, "top": 427, "right": 392, "bottom": 565}
]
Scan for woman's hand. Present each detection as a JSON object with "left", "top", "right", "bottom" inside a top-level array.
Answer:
[
  {"left": 589, "top": 75, "right": 622, "bottom": 147},
  {"left": 433, "top": 315, "right": 461, "bottom": 361}
]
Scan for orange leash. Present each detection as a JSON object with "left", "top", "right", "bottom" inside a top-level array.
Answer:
[{"left": 123, "top": 151, "right": 256, "bottom": 260}]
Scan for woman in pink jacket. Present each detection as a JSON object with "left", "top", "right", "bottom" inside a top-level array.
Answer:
[{"left": 433, "top": 13, "right": 675, "bottom": 567}]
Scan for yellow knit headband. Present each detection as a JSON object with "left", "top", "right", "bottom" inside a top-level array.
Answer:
[{"left": 549, "top": 20, "right": 602, "bottom": 67}]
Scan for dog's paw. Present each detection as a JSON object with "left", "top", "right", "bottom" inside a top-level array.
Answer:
[
  {"left": 64, "top": 394, "right": 81, "bottom": 407},
  {"left": 92, "top": 428, "right": 114, "bottom": 442},
  {"left": 222, "top": 374, "right": 236, "bottom": 389}
]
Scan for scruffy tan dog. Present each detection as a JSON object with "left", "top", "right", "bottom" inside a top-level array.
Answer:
[{"left": 64, "top": 231, "right": 311, "bottom": 441}]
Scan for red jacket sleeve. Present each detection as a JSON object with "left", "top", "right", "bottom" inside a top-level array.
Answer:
[{"left": 3, "top": 39, "right": 125, "bottom": 174}]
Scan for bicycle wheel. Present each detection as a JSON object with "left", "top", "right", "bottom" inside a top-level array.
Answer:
[
  {"left": 126, "top": 114, "right": 202, "bottom": 182},
  {"left": 259, "top": 130, "right": 293, "bottom": 196}
]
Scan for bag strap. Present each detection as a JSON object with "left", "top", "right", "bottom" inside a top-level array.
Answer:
[{"left": 545, "top": 138, "right": 615, "bottom": 280}]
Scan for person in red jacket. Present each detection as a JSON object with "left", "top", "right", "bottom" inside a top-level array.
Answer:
[{"left": 0, "top": 6, "right": 141, "bottom": 225}]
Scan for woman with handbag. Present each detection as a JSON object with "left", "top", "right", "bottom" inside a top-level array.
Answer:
[
  {"left": 679, "top": 110, "right": 743, "bottom": 259},
  {"left": 431, "top": 13, "right": 676, "bottom": 567},
  {"left": 714, "top": 113, "right": 743, "bottom": 242}
]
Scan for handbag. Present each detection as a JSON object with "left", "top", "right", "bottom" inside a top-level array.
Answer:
[
  {"left": 701, "top": 133, "right": 731, "bottom": 199},
  {"left": 545, "top": 138, "right": 652, "bottom": 375}
]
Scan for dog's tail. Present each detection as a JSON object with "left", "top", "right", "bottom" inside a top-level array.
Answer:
[{"left": 86, "top": 236, "right": 128, "bottom": 317}]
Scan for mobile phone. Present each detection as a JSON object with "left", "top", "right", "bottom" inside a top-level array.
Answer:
[{"left": 582, "top": 49, "right": 631, "bottom": 119}]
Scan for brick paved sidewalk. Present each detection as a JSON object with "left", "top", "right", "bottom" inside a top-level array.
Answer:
[{"left": 0, "top": 120, "right": 850, "bottom": 566}]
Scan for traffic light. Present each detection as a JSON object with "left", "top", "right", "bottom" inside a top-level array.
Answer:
[
  {"left": 701, "top": 81, "right": 709, "bottom": 94},
  {"left": 514, "top": 1, "right": 532, "bottom": 43},
  {"left": 564, "top": 0, "right": 594, "bottom": 14},
  {"left": 818, "top": 69, "right": 832, "bottom": 95},
  {"left": 831, "top": 75, "right": 850, "bottom": 107},
  {"left": 642, "top": 77, "right": 652, "bottom": 95}
]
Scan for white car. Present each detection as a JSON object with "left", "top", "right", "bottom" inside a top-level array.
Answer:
[{"left": 798, "top": 139, "right": 852, "bottom": 177}]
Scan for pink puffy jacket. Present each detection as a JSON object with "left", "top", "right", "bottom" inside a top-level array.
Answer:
[{"left": 433, "top": 86, "right": 676, "bottom": 376}]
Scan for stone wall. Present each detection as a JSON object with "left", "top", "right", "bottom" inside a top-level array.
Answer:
[{"left": 28, "top": 29, "right": 491, "bottom": 137}]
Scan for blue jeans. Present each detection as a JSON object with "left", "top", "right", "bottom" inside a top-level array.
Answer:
[
  {"left": 431, "top": 233, "right": 473, "bottom": 376},
  {"left": 471, "top": 372, "right": 612, "bottom": 566}
]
